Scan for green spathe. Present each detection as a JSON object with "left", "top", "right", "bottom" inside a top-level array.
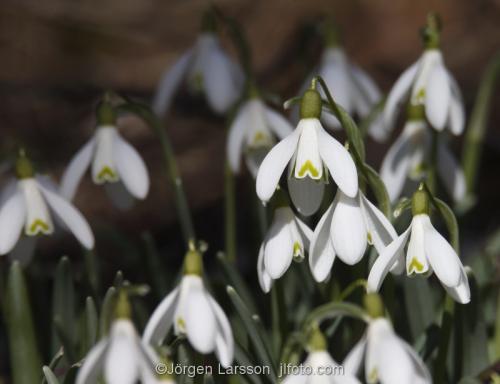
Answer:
[{"left": 300, "top": 89, "right": 322, "bottom": 119}]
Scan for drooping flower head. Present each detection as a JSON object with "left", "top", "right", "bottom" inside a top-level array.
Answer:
[
  {"left": 0, "top": 150, "right": 94, "bottom": 256},
  {"left": 227, "top": 85, "right": 293, "bottom": 177},
  {"left": 383, "top": 13, "right": 465, "bottom": 136},
  {"left": 153, "top": 10, "right": 244, "bottom": 116},
  {"left": 60, "top": 99, "right": 150, "bottom": 210},
  {"left": 142, "top": 246, "right": 234, "bottom": 367},
  {"left": 256, "top": 85, "right": 358, "bottom": 216},
  {"left": 367, "top": 186, "right": 470, "bottom": 304}
]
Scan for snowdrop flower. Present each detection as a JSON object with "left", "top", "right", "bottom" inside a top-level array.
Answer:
[
  {"left": 380, "top": 118, "right": 465, "bottom": 203},
  {"left": 344, "top": 315, "right": 431, "bottom": 384},
  {"left": 60, "top": 101, "right": 150, "bottom": 210},
  {"left": 143, "top": 248, "right": 234, "bottom": 367},
  {"left": 257, "top": 200, "right": 313, "bottom": 293},
  {"left": 0, "top": 151, "right": 94, "bottom": 256},
  {"left": 367, "top": 187, "right": 470, "bottom": 304},
  {"left": 282, "top": 326, "right": 361, "bottom": 384},
  {"left": 309, "top": 190, "right": 402, "bottom": 282},
  {"left": 383, "top": 15, "right": 464, "bottom": 136},
  {"left": 256, "top": 87, "right": 358, "bottom": 216},
  {"left": 227, "top": 93, "right": 293, "bottom": 177},
  {"left": 153, "top": 13, "right": 243, "bottom": 116},
  {"left": 76, "top": 293, "right": 158, "bottom": 384}
]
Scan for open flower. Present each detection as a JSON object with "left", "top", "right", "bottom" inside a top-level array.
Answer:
[
  {"left": 76, "top": 294, "right": 158, "bottom": 384},
  {"left": 0, "top": 152, "right": 94, "bottom": 256},
  {"left": 227, "top": 96, "right": 293, "bottom": 177},
  {"left": 367, "top": 188, "right": 470, "bottom": 304},
  {"left": 256, "top": 88, "right": 358, "bottom": 216},
  {"left": 380, "top": 119, "right": 465, "bottom": 203},
  {"left": 257, "top": 204, "right": 312, "bottom": 292},
  {"left": 142, "top": 250, "right": 233, "bottom": 367},
  {"left": 343, "top": 317, "right": 431, "bottom": 384},
  {"left": 60, "top": 101, "right": 149, "bottom": 209},
  {"left": 309, "top": 191, "right": 401, "bottom": 282},
  {"left": 153, "top": 26, "right": 243, "bottom": 116}
]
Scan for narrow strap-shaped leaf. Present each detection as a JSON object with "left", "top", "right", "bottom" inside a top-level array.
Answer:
[
  {"left": 42, "top": 366, "right": 60, "bottom": 384},
  {"left": 234, "top": 343, "right": 264, "bottom": 384},
  {"left": 99, "top": 287, "right": 117, "bottom": 338},
  {"left": 81, "top": 297, "right": 98, "bottom": 356},
  {"left": 5, "top": 261, "right": 43, "bottom": 384},
  {"left": 52, "top": 257, "right": 75, "bottom": 356},
  {"left": 142, "top": 231, "right": 169, "bottom": 299},
  {"left": 363, "top": 163, "right": 391, "bottom": 218},
  {"left": 53, "top": 317, "right": 77, "bottom": 364}
]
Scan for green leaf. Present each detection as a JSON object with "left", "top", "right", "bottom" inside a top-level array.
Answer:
[
  {"left": 81, "top": 297, "right": 98, "bottom": 356},
  {"left": 403, "top": 278, "right": 436, "bottom": 340},
  {"left": 5, "top": 261, "right": 42, "bottom": 384},
  {"left": 226, "top": 286, "right": 278, "bottom": 381},
  {"left": 99, "top": 287, "right": 117, "bottom": 338},
  {"left": 393, "top": 197, "right": 412, "bottom": 218},
  {"left": 42, "top": 366, "right": 60, "bottom": 384},
  {"left": 363, "top": 164, "right": 391, "bottom": 217},
  {"left": 53, "top": 317, "right": 77, "bottom": 363},
  {"left": 303, "top": 302, "right": 369, "bottom": 329},
  {"left": 433, "top": 197, "right": 460, "bottom": 253},
  {"left": 234, "top": 343, "right": 264, "bottom": 384},
  {"left": 142, "top": 231, "right": 169, "bottom": 299},
  {"left": 52, "top": 257, "right": 75, "bottom": 356}
]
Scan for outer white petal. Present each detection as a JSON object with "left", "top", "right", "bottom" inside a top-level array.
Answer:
[
  {"left": 0, "top": 190, "right": 26, "bottom": 255},
  {"left": 400, "top": 339, "right": 432, "bottom": 383},
  {"left": 437, "top": 141, "right": 466, "bottom": 202},
  {"left": 375, "top": 335, "right": 416, "bottom": 384},
  {"left": 60, "top": 138, "right": 95, "bottom": 200},
  {"left": 447, "top": 72, "right": 465, "bottom": 135},
  {"left": 264, "top": 208, "right": 294, "bottom": 279},
  {"left": 153, "top": 49, "right": 193, "bottom": 116},
  {"left": 256, "top": 128, "right": 300, "bottom": 203},
  {"left": 113, "top": 133, "right": 150, "bottom": 200},
  {"left": 343, "top": 337, "right": 366, "bottom": 376},
  {"left": 38, "top": 184, "right": 94, "bottom": 250},
  {"left": 359, "top": 194, "right": 397, "bottom": 253},
  {"left": 319, "top": 48, "right": 352, "bottom": 112},
  {"left": 104, "top": 182, "right": 135, "bottom": 210},
  {"left": 287, "top": 176, "right": 324, "bottom": 217},
  {"left": 309, "top": 201, "right": 336, "bottom": 282},
  {"left": 316, "top": 121, "right": 358, "bottom": 197},
  {"left": 294, "top": 216, "right": 313, "bottom": 250},
  {"left": 208, "top": 296, "right": 234, "bottom": 368},
  {"left": 425, "top": 62, "right": 451, "bottom": 130},
  {"left": 105, "top": 321, "right": 139, "bottom": 384},
  {"left": 384, "top": 61, "right": 420, "bottom": 133},
  {"left": 351, "top": 64, "right": 382, "bottom": 104},
  {"left": 257, "top": 242, "right": 273, "bottom": 293},
  {"left": 330, "top": 191, "right": 367, "bottom": 265},
  {"left": 366, "top": 113, "right": 389, "bottom": 143},
  {"left": 184, "top": 284, "right": 217, "bottom": 353},
  {"left": 0, "top": 178, "right": 18, "bottom": 206},
  {"left": 142, "top": 287, "right": 180, "bottom": 344},
  {"left": 75, "top": 339, "right": 108, "bottom": 384},
  {"left": 227, "top": 102, "right": 250, "bottom": 173},
  {"left": 265, "top": 108, "right": 294, "bottom": 139},
  {"left": 367, "top": 227, "right": 411, "bottom": 292},
  {"left": 444, "top": 265, "right": 471, "bottom": 304},
  {"left": 422, "top": 215, "right": 461, "bottom": 288}
]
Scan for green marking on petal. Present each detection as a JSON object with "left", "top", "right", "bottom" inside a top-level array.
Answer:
[
  {"left": 407, "top": 257, "right": 425, "bottom": 274},
  {"left": 368, "top": 368, "right": 378, "bottom": 383},
  {"left": 415, "top": 88, "right": 426, "bottom": 102},
  {"left": 367, "top": 232, "right": 373, "bottom": 245},
  {"left": 176, "top": 317, "right": 186, "bottom": 331},
  {"left": 28, "top": 219, "right": 51, "bottom": 235},
  {"left": 96, "top": 166, "right": 118, "bottom": 183},
  {"left": 297, "top": 160, "right": 319, "bottom": 178},
  {"left": 293, "top": 241, "right": 301, "bottom": 257}
]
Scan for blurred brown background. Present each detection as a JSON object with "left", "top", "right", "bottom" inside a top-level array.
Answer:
[{"left": 0, "top": 0, "right": 499, "bottom": 248}]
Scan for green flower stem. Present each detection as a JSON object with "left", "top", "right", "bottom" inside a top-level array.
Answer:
[
  {"left": 116, "top": 100, "right": 196, "bottom": 246},
  {"left": 433, "top": 295, "right": 455, "bottom": 384},
  {"left": 271, "top": 279, "right": 287, "bottom": 356},
  {"left": 337, "top": 278, "right": 367, "bottom": 302},
  {"left": 224, "top": 161, "right": 237, "bottom": 263},
  {"left": 462, "top": 52, "right": 500, "bottom": 197}
]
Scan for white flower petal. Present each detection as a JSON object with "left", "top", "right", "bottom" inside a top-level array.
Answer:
[
  {"left": 309, "top": 201, "right": 336, "bottom": 282},
  {"left": 294, "top": 216, "right": 313, "bottom": 250},
  {"left": 375, "top": 336, "right": 416, "bottom": 384},
  {"left": 351, "top": 64, "right": 382, "bottom": 105},
  {"left": 287, "top": 176, "right": 324, "bottom": 217},
  {"left": 92, "top": 127, "right": 119, "bottom": 184},
  {"left": 142, "top": 287, "right": 180, "bottom": 345},
  {"left": 406, "top": 215, "right": 430, "bottom": 276},
  {"left": 330, "top": 191, "right": 367, "bottom": 265},
  {"left": 294, "top": 119, "right": 323, "bottom": 180},
  {"left": 104, "top": 182, "right": 135, "bottom": 210},
  {"left": 227, "top": 102, "right": 251, "bottom": 173},
  {"left": 38, "top": 183, "right": 94, "bottom": 250},
  {"left": 257, "top": 242, "right": 273, "bottom": 293},
  {"left": 265, "top": 108, "right": 294, "bottom": 139},
  {"left": 422, "top": 215, "right": 461, "bottom": 288},
  {"left": 21, "top": 179, "right": 54, "bottom": 236},
  {"left": 208, "top": 296, "right": 234, "bottom": 368},
  {"left": 319, "top": 48, "right": 352, "bottom": 113},
  {"left": 105, "top": 321, "right": 139, "bottom": 384},
  {"left": 153, "top": 49, "right": 193, "bottom": 116},
  {"left": 444, "top": 265, "right": 471, "bottom": 304},
  {"left": 0, "top": 190, "right": 26, "bottom": 255},
  {"left": 367, "top": 227, "right": 411, "bottom": 292},
  {"left": 437, "top": 141, "right": 466, "bottom": 202},
  {"left": 60, "top": 138, "right": 95, "bottom": 201},
  {"left": 343, "top": 337, "right": 366, "bottom": 376},
  {"left": 384, "top": 60, "right": 419, "bottom": 133},
  {"left": 75, "top": 339, "right": 108, "bottom": 384},
  {"left": 316, "top": 121, "right": 358, "bottom": 197},
  {"left": 425, "top": 62, "right": 451, "bottom": 130},
  {"left": 264, "top": 208, "right": 294, "bottom": 279},
  {"left": 400, "top": 339, "right": 432, "bottom": 383},
  {"left": 256, "top": 128, "right": 300, "bottom": 203},
  {"left": 360, "top": 193, "right": 397, "bottom": 253},
  {"left": 0, "top": 178, "right": 18, "bottom": 206},
  {"left": 366, "top": 113, "right": 389, "bottom": 143},
  {"left": 447, "top": 72, "right": 465, "bottom": 135},
  {"left": 113, "top": 133, "right": 150, "bottom": 200}
]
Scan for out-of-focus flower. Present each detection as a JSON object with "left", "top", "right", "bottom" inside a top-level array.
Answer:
[
  {"left": 143, "top": 249, "right": 233, "bottom": 367},
  {"left": 367, "top": 187, "right": 470, "bottom": 304},
  {"left": 257, "top": 202, "right": 312, "bottom": 293},
  {"left": 0, "top": 151, "right": 94, "bottom": 256},
  {"left": 153, "top": 13, "right": 244, "bottom": 116},
  {"left": 60, "top": 101, "right": 149, "bottom": 210},
  {"left": 309, "top": 191, "right": 401, "bottom": 282},
  {"left": 256, "top": 88, "right": 358, "bottom": 216},
  {"left": 344, "top": 317, "right": 432, "bottom": 384},
  {"left": 76, "top": 293, "right": 159, "bottom": 384},
  {"left": 380, "top": 119, "right": 465, "bottom": 203},
  {"left": 227, "top": 94, "right": 293, "bottom": 177}
]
